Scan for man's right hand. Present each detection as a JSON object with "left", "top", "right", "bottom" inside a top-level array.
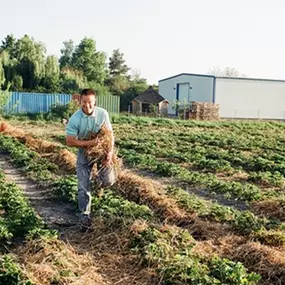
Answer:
[{"left": 66, "top": 135, "right": 101, "bottom": 147}]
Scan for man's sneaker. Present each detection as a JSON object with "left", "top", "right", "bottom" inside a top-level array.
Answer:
[{"left": 79, "top": 214, "right": 92, "bottom": 232}]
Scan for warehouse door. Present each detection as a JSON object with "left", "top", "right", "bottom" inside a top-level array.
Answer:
[{"left": 178, "top": 83, "right": 190, "bottom": 105}]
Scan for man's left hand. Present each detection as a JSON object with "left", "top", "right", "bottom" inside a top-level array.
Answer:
[{"left": 103, "top": 151, "right": 113, "bottom": 166}]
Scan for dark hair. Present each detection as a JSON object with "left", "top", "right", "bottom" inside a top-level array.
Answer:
[{"left": 80, "top": 88, "right": 96, "bottom": 97}]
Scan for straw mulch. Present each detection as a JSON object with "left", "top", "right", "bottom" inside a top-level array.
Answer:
[
  {"left": 194, "top": 235, "right": 285, "bottom": 284},
  {"left": 251, "top": 198, "right": 285, "bottom": 220},
  {"left": 65, "top": 218, "right": 157, "bottom": 285},
  {"left": 0, "top": 122, "right": 77, "bottom": 173},
  {"left": 16, "top": 237, "right": 106, "bottom": 285},
  {"left": 115, "top": 170, "right": 192, "bottom": 223},
  {"left": 51, "top": 148, "right": 77, "bottom": 173},
  {"left": 20, "top": 135, "right": 77, "bottom": 174},
  {"left": 0, "top": 121, "right": 25, "bottom": 138},
  {"left": 22, "top": 136, "right": 62, "bottom": 153},
  {"left": 114, "top": 170, "right": 230, "bottom": 239}
]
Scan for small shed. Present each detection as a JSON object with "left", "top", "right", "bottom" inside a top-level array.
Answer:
[{"left": 132, "top": 86, "right": 169, "bottom": 116}]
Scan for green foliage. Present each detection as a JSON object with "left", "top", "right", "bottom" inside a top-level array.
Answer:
[
  {"left": 47, "top": 100, "right": 79, "bottom": 120},
  {"left": 59, "top": 67, "right": 87, "bottom": 94},
  {"left": 0, "top": 178, "right": 44, "bottom": 236},
  {"left": 92, "top": 189, "right": 153, "bottom": 222},
  {"left": 131, "top": 224, "right": 260, "bottom": 284},
  {"left": 0, "top": 135, "right": 57, "bottom": 182},
  {"left": 209, "top": 257, "right": 261, "bottom": 284},
  {"left": 26, "top": 228, "right": 58, "bottom": 240},
  {"left": 120, "top": 82, "right": 148, "bottom": 111},
  {"left": 248, "top": 171, "right": 284, "bottom": 187},
  {"left": 42, "top": 55, "right": 60, "bottom": 92},
  {"left": 52, "top": 176, "right": 78, "bottom": 202},
  {"left": 0, "top": 62, "right": 5, "bottom": 87},
  {"left": 71, "top": 37, "right": 106, "bottom": 84},
  {"left": 108, "top": 49, "right": 130, "bottom": 78},
  {"left": 251, "top": 229, "right": 285, "bottom": 247},
  {"left": 0, "top": 34, "right": 143, "bottom": 96},
  {"left": 0, "top": 90, "right": 11, "bottom": 113},
  {"left": 0, "top": 255, "right": 32, "bottom": 285},
  {"left": 232, "top": 211, "right": 263, "bottom": 234},
  {"left": 59, "top": 40, "right": 74, "bottom": 69}
]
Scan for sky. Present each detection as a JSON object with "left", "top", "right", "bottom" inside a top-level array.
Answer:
[{"left": 1, "top": 0, "right": 285, "bottom": 84}]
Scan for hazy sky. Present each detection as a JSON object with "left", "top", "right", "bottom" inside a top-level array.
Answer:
[{"left": 1, "top": 0, "right": 284, "bottom": 84}]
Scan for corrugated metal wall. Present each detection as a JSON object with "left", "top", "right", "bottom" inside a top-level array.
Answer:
[
  {"left": 215, "top": 78, "right": 285, "bottom": 119},
  {"left": 3, "top": 92, "right": 120, "bottom": 114},
  {"left": 4, "top": 92, "right": 71, "bottom": 113},
  {"left": 96, "top": 95, "right": 120, "bottom": 114}
]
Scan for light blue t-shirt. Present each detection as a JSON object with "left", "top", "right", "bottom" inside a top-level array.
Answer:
[{"left": 66, "top": 107, "right": 113, "bottom": 140}]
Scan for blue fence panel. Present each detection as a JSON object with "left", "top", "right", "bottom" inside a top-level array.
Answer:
[
  {"left": 3, "top": 92, "right": 120, "bottom": 114},
  {"left": 4, "top": 92, "right": 72, "bottom": 114}
]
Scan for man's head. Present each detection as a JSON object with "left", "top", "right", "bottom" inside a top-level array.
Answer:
[{"left": 80, "top": 88, "right": 96, "bottom": 115}]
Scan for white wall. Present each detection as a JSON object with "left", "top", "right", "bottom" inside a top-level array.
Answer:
[
  {"left": 215, "top": 78, "right": 285, "bottom": 119},
  {"left": 159, "top": 74, "right": 215, "bottom": 115}
]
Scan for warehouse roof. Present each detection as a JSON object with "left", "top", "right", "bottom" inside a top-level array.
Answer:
[
  {"left": 159, "top": 73, "right": 215, "bottom": 82},
  {"left": 159, "top": 73, "right": 285, "bottom": 83},
  {"left": 132, "top": 86, "right": 168, "bottom": 104}
]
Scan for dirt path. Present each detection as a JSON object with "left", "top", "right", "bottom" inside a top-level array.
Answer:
[
  {"left": 0, "top": 154, "right": 78, "bottom": 230},
  {"left": 0, "top": 154, "right": 154, "bottom": 285}
]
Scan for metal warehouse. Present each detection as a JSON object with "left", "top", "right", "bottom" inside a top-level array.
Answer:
[{"left": 158, "top": 73, "right": 285, "bottom": 120}]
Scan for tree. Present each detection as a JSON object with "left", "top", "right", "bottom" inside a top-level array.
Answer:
[
  {"left": 0, "top": 34, "right": 17, "bottom": 57},
  {"left": 43, "top": 55, "right": 60, "bottom": 92},
  {"left": 14, "top": 35, "right": 46, "bottom": 90},
  {"left": 106, "top": 49, "right": 131, "bottom": 96},
  {"left": 109, "top": 49, "right": 130, "bottom": 77},
  {"left": 129, "top": 68, "right": 147, "bottom": 84},
  {"left": 71, "top": 37, "right": 106, "bottom": 84},
  {"left": 11, "top": 75, "right": 23, "bottom": 91},
  {"left": 60, "top": 67, "right": 88, "bottom": 94},
  {"left": 0, "top": 62, "right": 5, "bottom": 87},
  {"left": 120, "top": 81, "right": 148, "bottom": 111},
  {"left": 59, "top": 40, "right": 74, "bottom": 69},
  {"left": 208, "top": 66, "right": 246, "bottom": 77},
  {"left": 0, "top": 49, "right": 18, "bottom": 90}
]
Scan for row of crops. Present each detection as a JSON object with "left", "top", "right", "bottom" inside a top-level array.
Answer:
[{"left": 2, "top": 117, "right": 285, "bottom": 284}]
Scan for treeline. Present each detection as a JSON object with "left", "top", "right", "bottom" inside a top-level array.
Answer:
[{"left": 0, "top": 34, "right": 150, "bottom": 110}]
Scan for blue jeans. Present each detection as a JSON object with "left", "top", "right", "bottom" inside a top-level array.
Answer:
[{"left": 76, "top": 150, "right": 93, "bottom": 217}]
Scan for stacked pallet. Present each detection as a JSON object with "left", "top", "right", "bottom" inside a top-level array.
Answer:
[
  {"left": 72, "top": 94, "right": 81, "bottom": 104},
  {"left": 187, "top": 101, "right": 219, "bottom": 120}
]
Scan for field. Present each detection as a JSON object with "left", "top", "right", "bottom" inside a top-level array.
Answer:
[{"left": 1, "top": 115, "right": 285, "bottom": 284}]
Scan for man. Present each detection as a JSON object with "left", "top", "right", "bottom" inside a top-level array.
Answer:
[{"left": 66, "top": 88, "right": 114, "bottom": 230}]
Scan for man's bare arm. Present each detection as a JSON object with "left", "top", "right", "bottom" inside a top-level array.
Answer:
[{"left": 66, "top": 135, "right": 99, "bottom": 147}]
